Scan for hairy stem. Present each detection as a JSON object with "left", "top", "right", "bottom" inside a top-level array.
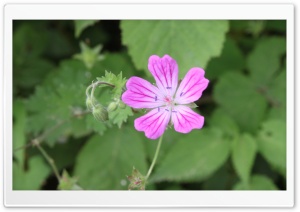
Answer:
[
  {"left": 146, "top": 134, "right": 164, "bottom": 179},
  {"left": 33, "top": 139, "right": 61, "bottom": 181}
]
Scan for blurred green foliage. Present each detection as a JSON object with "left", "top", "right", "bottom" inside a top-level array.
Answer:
[{"left": 13, "top": 20, "right": 286, "bottom": 190}]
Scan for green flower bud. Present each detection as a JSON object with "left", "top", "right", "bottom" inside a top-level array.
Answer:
[
  {"left": 92, "top": 104, "right": 108, "bottom": 122},
  {"left": 107, "top": 102, "right": 118, "bottom": 112},
  {"left": 86, "top": 96, "right": 98, "bottom": 111},
  {"left": 118, "top": 101, "right": 127, "bottom": 109}
]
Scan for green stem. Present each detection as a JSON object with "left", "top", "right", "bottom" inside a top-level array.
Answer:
[
  {"left": 33, "top": 140, "right": 61, "bottom": 181},
  {"left": 146, "top": 134, "right": 164, "bottom": 179}
]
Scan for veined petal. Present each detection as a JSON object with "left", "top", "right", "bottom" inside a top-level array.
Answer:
[
  {"left": 122, "top": 76, "right": 164, "bottom": 109},
  {"left": 134, "top": 107, "right": 171, "bottom": 140},
  {"left": 174, "top": 68, "right": 209, "bottom": 104},
  {"left": 172, "top": 105, "right": 204, "bottom": 133},
  {"left": 148, "top": 55, "right": 178, "bottom": 96}
]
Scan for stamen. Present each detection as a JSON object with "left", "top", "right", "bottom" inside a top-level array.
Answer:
[
  {"left": 158, "top": 107, "right": 160, "bottom": 112},
  {"left": 172, "top": 110, "right": 177, "bottom": 113},
  {"left": 180, "top": 92, "right": 184, "bottom": 97},
  {"left": 166, "top": 87, "right": 172, "bottom": 89},
  {"left": 155, "top": 96, "right": 157, "bottom": 101},
  {"left": 165, "top": 109, "right": 169, "bottom": 112}
]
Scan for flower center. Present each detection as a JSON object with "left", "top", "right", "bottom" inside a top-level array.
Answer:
[{"left": 164, "top": 95, "right": 173, "bottom": 106}]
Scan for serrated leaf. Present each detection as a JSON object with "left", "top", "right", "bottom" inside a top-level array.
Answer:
[
  {"left": 58, "top": 170, "right": 83, "bottom": 190},
  {"left": 247, "top": 37, "right": 286, "bottom": 85},
  {"left": 257, "top": 119, "right": 286, "bottom": 176},
  {"left": 150, "top": 128, "right": 230, "bottom": 183},
  {"left": 74, "top": 42, "right": 104, "bottom": 69},
  {"left": 74, "top": 20, "right": 98, "bottom": 38},
  {"left": 109, "top": 106, "right": 133, "bottom": 128},
  {"left": 13, "top": 156, "right": 51, "bottom": 190},
  {"left": 233, "top": 174, "right": 278, "bottom": 190},
  {"left": 206, "top": 37, "right": 245, "bottom": 80},
  {"left": 74, "top": 126, "right": 148, "bottom": 190},
  {"left": 26, "top": 52, "right": 135, "bottom": 146},
  {"left": 97, "top": 70, "right": 126, "bottom": 100},
  {"left": 121, "top": 20, "right": 229, "bottom": 78},
  {"left": 232, "top": 134, "right": 257, "bottom": 184},
  {"left": 213, "top": 72, "right": 268, "bottom": 133},
  {"left": 13, "top": 100, "right": 27, "bottom": 167}
]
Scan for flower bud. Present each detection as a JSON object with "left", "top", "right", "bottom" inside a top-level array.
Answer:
[
  {"left": 92, "top": 104, "right": 108, "bottom": 122},
  {"left": 107, "top": 102, "right": 118, "bottom": 112},
  {"left": 86, "top": 96, "right": 98, "bottom": 111},
  {"left": 118, "top": 101, "right": 127, "bottom": 109}
]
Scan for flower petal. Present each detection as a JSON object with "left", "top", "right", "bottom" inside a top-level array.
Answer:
[
  {"left": 122, "top": 76, "right": 164, "bottom": 109},
  {"left": 148, "top": 55, "right": 178, "bottom": 96},
  {"left": 171, "top": 105, "right": 204, "bottom": 133},
  {"left": 134, "top": 107, "right": 171, "bottom": 140},
  {"left": 174, "top": 68, "right": 209, "bottom": 104}
]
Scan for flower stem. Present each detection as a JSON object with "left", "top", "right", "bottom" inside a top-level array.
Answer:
[{"left": 146, "top": 134, "right": 164, "bottom": 179}]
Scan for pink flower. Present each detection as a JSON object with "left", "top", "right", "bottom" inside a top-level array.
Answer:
[{"left": 122, "top": 55, "right": 209, "bottom": 140}]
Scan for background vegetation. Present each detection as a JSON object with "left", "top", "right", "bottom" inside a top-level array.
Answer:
[{"left": 13, "top": 20, "right": 286, "bottom": 190}]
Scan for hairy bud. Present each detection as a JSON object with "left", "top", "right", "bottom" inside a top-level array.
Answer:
[{"left": 92, "top": 104, "right": 108, "bottom": 122}]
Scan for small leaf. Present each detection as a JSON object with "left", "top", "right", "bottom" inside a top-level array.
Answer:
[
  {"left": 150, "top": 128, "right": 230, "bottom": 183},
  {"left": 74, "top": 20, "right": 98, "bottom": 38},
  {"left": 121, "top": 20, "right": 229, "bottom": 78},
  {"left": 257, "top": 119, "right": 286, "bottom": 176},
  {"left": 58, "top": 170, "right": 83, "bottom": 190},
  {"left": 233, "top": 174, "right": 278, "bottom": 190},
  {"left": 74, "top": 42, "right": 104, "bottom": 69},
  {"left": 231, "top": 134, "right": 257, "bottom": 184},
  {"left": 109, "top": 105, "right": 133, "bottom": 128}
]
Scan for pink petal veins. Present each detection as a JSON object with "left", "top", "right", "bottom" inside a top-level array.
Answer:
[
  {"left": 148, "top": 55, "right": 178, "bottom": 97},
  {"left": 134, "top": 107, "right": 171, "bottom": 140},
  {"left": 172, "top": 105, "right": 204, "bottom": 134},
  {"left": 174, "top": 67, "right": 209, "bottom": 105},
  {"left": 122, "top": 76, "right": 164, "bottom": 109}
]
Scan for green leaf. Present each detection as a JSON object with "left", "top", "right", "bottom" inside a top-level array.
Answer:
[
  {"left": 96, "top": 71, "right": 126, "bottom": 100},
  {"left": 247, "top": 37, "right": 286, "bottom": 85},
  {"left": 213, "top": 72, "right": 268, "bottom": 133},
  {"left": 74, "top": 20, "right": 98, "bottom": 38},
  {"left": 109, "top": 105, "right": 133, "bottom": 128},
  {"left": 121, "top": 20, "right": 229, "bottom": 78},
  {"left": 206, "top": 37, "right": 245, "bottom": 80},
  {"left": 257, "top": 119, "right": 286, "bottom": 176},
  {"left": 26, "top": 52, "right": 135, "bottom": 145},
  {"left": 233, "top": 174, "right": 278, "bottom": 190},
  {"left": 13, "top": 156, "right": 51, "bottom": 190},
  {"left": 58, "top": 170, "right": 83, "bottom": 190},
  {"left": 74, "top": 42, "right": 104, "bottom": 69},
  {"left": 267, "top": 70, "right": 286, "bottom": 121},
  {"left": 231, "top": 134, "right": 257, "bottom": 184},
  {"left": 74, "top": 126, "right": 148, "bottom": 190},
  {"left": 150, "top": 128, "right": 230, "bottom": 183},
  {"left": 209, "top": 108, "right": 239, "bottom": 139},
  {"left": 13, "top": 100, "right": 27, "bottom": 167}
]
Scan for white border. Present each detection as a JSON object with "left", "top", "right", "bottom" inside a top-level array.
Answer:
[{"left": 3, "top": 4, "right": 294, "bottom": 207}]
